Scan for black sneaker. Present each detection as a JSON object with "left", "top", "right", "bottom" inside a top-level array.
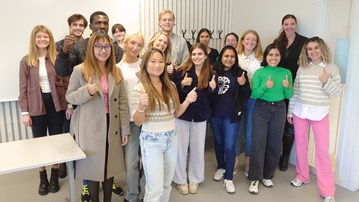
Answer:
[
  {"left": 81, "top": 184, "right": 91, "bottom": 202},
  {"left": 112, "top": 182, "right": 124, "bottom": 196}
]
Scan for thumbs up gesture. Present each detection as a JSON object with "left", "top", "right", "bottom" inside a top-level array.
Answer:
[
  {"left": 282, "top": 75, "right": 290, "bottom": 88},
  {"left": 266, "top": 76, "right": 273, "bottom": 88},
  {"left": 87, "top": 77, "right": 98, "bottom": 95},
  {"left": 319, "top": 68, "right": 329, "bottom": 84},
  {"left": 139, "top": 89, "right": 149, "bottom": 107},
  {"left": 62, "top": 28, "right": 75, "bottom": 53},
  {"left": 237, "top": 72, "right": 246, "bottom": 85},
  {"left": 185, "top": 87, "right": 197, "bottom": 104},
  {"left": 181, "top": 72, "right": 193, "bottom": 87},
  {"left": 209, "top": 75, "right": 216, "bottom": 90}
]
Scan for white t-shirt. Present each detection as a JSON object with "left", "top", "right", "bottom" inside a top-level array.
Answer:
[{"left": 117, "top": 59, "right": 141, "bottom": 121}]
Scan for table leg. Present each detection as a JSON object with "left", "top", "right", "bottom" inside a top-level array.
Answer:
[{"left": 66, "top": 161, "right": 76, "bottom": 202}]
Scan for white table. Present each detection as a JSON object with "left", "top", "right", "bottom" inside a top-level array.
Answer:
[{"left": 0, "top": 133, "right": 86, "bottom": 202}]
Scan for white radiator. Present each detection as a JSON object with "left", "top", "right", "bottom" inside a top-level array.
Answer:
[
  {"left": 139, "top": 0, "right": 233, "bottom": 51},
  {"left": 0, "top": 101, "right": 32, "bottom": 143}
]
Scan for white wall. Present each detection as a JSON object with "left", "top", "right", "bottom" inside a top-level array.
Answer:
[
  {"left": 231, "top": 0, "right": 314, "bottom": 47},
  {"left": 0, "top": 0, "right": 140, "bottom": 102}
]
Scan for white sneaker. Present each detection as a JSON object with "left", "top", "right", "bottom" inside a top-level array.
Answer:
[
  {"left": 248, "top": 180, "right": 259, "bottom": 194},
  {"left": 291, "top": 178, "right": 309, "bottom": 187},
  {"left": 223, "top": 179, "right": 235, "bottom": 194},
  {"left": 261, "top": 179, "right": 273, "bottom": 187},
  {"left": 324, "top": 197, "right": 336, "bottom": 202},
  {"left": 176, "top": 183, "right": 189, "bottom": 195},
  {"left": 213, "top": 169, "right": 225, "bottom": 181}
]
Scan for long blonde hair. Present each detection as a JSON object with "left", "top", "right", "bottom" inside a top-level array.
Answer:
[
  {"left": 26, "top": 25, "right": 57, "bottom": 66},
  {"left": 237, "top": 29, "right": 263, "bottom": 61},
  {"left": 140, "top": 48, "right": 180, "bottom": 112},
  {"left": 83, "top": 30, "right": 122, "bottom": 84},
  {"left": 147, "top": 31, "right": 172, "bottom": 64}
]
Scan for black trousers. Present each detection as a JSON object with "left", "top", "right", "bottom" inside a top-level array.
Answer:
[
  {"left": 248, "top": 99, "right": 286, "bottom": 180},
  {"left": 31, "top": 93, "right": 64, "bottom": 138}
]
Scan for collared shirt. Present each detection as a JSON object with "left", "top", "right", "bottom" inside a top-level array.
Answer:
[
  {"left": 292, "top": 62, "right": 329, "bottom": 120},
  {"left": 238, "top": 52, "right": 262, "bottom": 86}
]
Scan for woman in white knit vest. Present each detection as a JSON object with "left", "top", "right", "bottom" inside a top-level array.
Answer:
[{"left": 287, "top": 37, "right": 341, "bottom": 202}]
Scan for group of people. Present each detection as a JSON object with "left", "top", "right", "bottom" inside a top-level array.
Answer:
[{"left": 18, "top": 8, "right": 340, "bottom": 202}]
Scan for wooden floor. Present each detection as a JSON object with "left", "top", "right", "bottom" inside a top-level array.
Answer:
[{"left": 1, "top": 137, "right": 358, "bottom": 202}]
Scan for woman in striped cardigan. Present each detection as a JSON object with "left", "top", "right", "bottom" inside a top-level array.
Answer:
[{"left": 287, "top": 37, "right": 341, "bottom": 202}]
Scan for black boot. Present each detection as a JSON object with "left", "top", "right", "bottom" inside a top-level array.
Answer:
[
  {"left": 58, "top": 163, "right": 67, "bottom": 178},
  {"left": 38, "top": 170, "right": 49, "bottom": 196},
  {"left": 49, "top": 168, "right": 60, "bottom": 193},
  {"left": 279, "top": 134, "right": 295, "bottom": 171}
]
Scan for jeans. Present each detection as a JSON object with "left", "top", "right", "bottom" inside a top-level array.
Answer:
[
  {"left": 125, "top": 122, "right": 145, "bottom": 202},
  {"left": 248, "top": 99, "right": 286, "bottom": 181},
  {"left": 235, "top": 98, "right": 256, "bottom": 157},
  {"left": 210, "top": 116, "right": 240, "bottom": 180},
  {"left": 140, "top": 130, "right": 178, "bottom": 202}
]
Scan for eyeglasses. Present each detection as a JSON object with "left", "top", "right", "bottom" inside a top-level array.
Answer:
[{"left": 94, "top": 44, "right": 112, "bottom": 51}]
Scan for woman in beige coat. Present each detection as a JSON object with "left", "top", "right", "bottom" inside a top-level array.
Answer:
[{"left": 66, "top": 30, "right": 130, "bottom": 202}]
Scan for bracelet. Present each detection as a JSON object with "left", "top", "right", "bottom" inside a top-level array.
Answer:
[{"left": 137, "top": 106, "right": 146, "bottom": 113}]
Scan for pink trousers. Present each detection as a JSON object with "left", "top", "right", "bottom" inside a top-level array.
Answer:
[{"left": 293, "top": 114, "right": 336, "bottom": 197}]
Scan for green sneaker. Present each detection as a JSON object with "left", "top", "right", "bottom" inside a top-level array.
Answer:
[
  {"left": 112, "top": 182, "right": 124, "bottom": 196},
  {"left": 81, "top": 184, "right": 90, "bottom": 202}
]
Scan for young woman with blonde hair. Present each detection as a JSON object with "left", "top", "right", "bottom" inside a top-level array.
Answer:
[
  {"left": 117, "top": 31, "right": 146, "bottom": 202},
  {"left": 19, "top": 25, "right": 67, "bottom": 196}
]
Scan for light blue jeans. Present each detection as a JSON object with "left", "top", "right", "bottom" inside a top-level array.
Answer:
[
  {"left": 124, "top": 122, "right": 145, "bottom": 202},
  {"left": 140, "top": 130, "right": 178, "bottom": 202}
]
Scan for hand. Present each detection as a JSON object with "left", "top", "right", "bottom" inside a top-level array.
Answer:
[
  {"left": 87, "top": 77, "right": 98, "bottom": 95},
  {"left": 172, "top": 62, "right": 179, "bottom": 70},
  {"left": 22, "top": 114, "right": 32, "bottom": 127},
  {"left": 209, "top": 75, "right": 216, "bottom": 90},
  {"left": 121, "top": 135, "right": 128, "bottom": 146},
  {"left": 287, "top": 116, "right": 293, "bottom": 124},
  {"left": 65, "top": 108, "right": 74, "bottom": 120},
  {"left": 266, "top": 76, "right": 274, "bottom": 88},
  {"left": 167, "top": 63, "right": 174, "bottom": 74},
  {"left": 319, "top": 68, "right": 329, "bottom": 84},
  {"left": 62, "top": 30, "right": 75, "bottom": 53},
  {"left": 283, "top": 75, "right": 290, "bottom": 88},
  {"left": 237, "top": 72, "right": 246, "bottom": 85},
  {"left": 138, "top": 89, "right": 149, "bottom": 111},
  {"left": 135, "top": 71, "right": 141, "bottom": 79},
  {"left": 181, "top": 73, "right": 192, "bottom": 87},
  {"left": 185, "top": 87, "right": 197, "bottom": 104}
]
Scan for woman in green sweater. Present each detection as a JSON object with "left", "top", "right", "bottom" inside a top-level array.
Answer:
[{"left": 248, "top": 43, "right": 293, "bottom": 194}]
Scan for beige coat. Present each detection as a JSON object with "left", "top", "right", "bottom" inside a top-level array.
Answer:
[{"left": 66, "top": 64, "right": 130, "bottom": 181}]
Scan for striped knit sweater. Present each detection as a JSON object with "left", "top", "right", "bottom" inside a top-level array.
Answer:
[{"left": 288, "top": 63, "right": 341, "bottom": 117}]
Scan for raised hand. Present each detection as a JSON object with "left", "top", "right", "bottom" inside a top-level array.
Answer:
[
  {"left": 62, "top": 29, "right": 75, "bottom": 53},
  {"left": 185, "top": 87, "right": 197, "bottom": 104},
  {"left": 282, "top": 75, "right": 290, "bottom": 88},
  {"left": 237, "top": 72, "right": 246, "bottom": 85},
  {"left": 166, "top": 62, "right": 174, "bottom": 74},
  {"left": 181, "top": 73, "right": 193, "bottom": 87},
  {"left": 266, "top": 76, "right": 274, "bottom": 88},
  {"left": 87, "top": 77, "right": 98, "bottom": 95},
  {"left": 138, "top": 89, "right": 149, "bottom": 111},
  {"left": 319, "top": 68, "right": 329, "bottom": 84},
  {"left": 209, "top": 75, "right": 216, "bottom": 90},
  {"left": 135, "top": 71, "right": 141, "bottom": 79}
]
